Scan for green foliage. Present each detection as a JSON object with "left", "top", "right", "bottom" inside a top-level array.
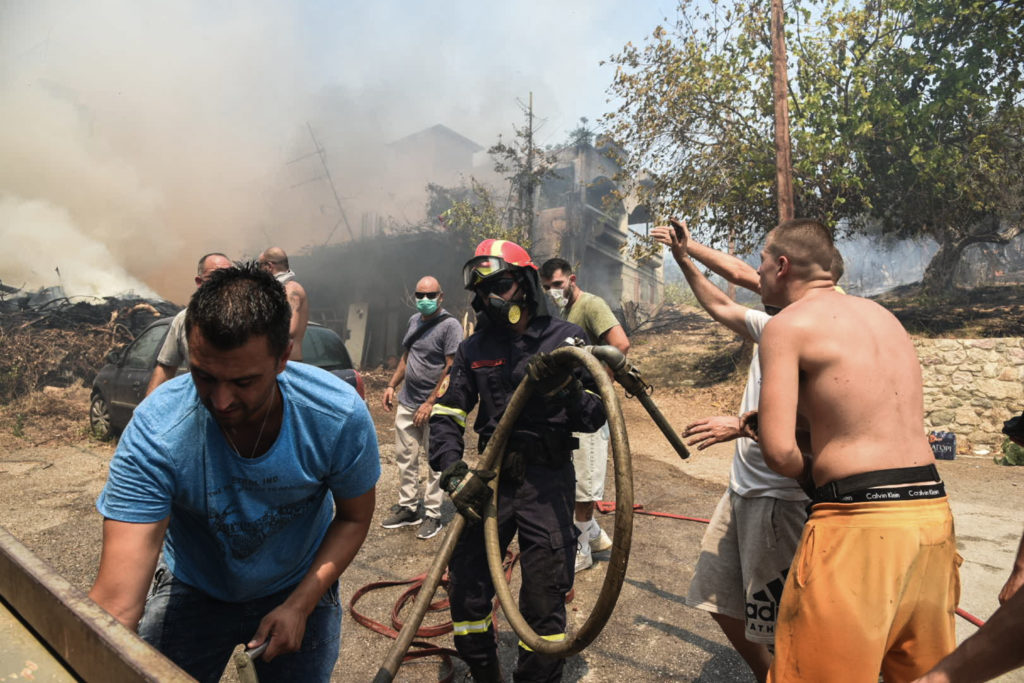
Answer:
[
  {"left": 996, "top": 437, "right": 1024, "bottom": 466},
  {"left": 12, "top": 413, "right": 24, "bottom": 438},
  {"left": 663, "top": 280, "right": 699, "bottom": 307},
  {"left": 428, "top": 100, "right": 561, "bottom": 249},
  {"left": 429, "top": 179, "right": 532, "bottom": 250},
  {"left": 604, "top": 0, "right": 1024, "bottom": 292}
]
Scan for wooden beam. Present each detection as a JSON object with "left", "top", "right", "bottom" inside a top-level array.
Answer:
[{"left": 0, "top": 526, "right": 193, "bottom": 682}]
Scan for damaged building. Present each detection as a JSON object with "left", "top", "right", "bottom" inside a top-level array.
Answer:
[{"left": 294, "top": 124, "right": 663, "bottom": 369}]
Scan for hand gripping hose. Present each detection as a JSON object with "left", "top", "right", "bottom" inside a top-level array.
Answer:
[{"left": 373, "top": 345, "right": 681, "bottom": 681}]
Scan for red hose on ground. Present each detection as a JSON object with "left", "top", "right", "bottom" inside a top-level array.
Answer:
[{"left": 351, "top": 499, "right": 988, "bottom": 679}]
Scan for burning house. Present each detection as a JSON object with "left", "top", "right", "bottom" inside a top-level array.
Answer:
[{"left": 294, "top": 124, "right": 663, "bottom": 369}]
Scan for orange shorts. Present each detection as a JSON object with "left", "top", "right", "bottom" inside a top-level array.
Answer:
[{"left": 768, "top": 497, "right": 961, "bottom": 683}]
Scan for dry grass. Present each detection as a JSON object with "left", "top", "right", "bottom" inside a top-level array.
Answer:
[{"left": 0, "top": 385, "right": 101, "bottom": 451}]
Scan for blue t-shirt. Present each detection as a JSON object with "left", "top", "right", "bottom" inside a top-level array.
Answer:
[{"left": 96, "top": 362, "right": 380, "bottom": 602}]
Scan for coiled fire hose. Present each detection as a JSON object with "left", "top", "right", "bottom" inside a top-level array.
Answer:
[{"left": 373, "top": 344, "right": 687, "bottom": 682}]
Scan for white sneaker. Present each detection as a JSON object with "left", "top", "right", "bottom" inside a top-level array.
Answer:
[
  {"left": 574, "top": 539, "right": 593, "bottom": 572},
  {"left": 588, "top": 520, "right": 612, "bottom": 553}
]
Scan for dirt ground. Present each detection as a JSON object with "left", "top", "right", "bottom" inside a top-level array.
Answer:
[{"left": 1, "top": 305, "right": 1024, "bottom": 682}]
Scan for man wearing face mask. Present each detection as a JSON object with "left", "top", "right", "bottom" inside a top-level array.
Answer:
[
  {"left": 380, "top": 276, "right": 463, "bottom": 540},
  {"left": 429, "top": 240, "right": 606, "bottom": 682},
  {"left": 539, "top": 258, "right": 630, "bottom": 573}
]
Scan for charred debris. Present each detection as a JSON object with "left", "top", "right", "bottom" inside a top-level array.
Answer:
[{"left": 0, "top": 283, "right": 179, "bottom": 403}]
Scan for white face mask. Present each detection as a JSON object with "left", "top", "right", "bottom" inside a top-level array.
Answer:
[{"left": 547, "top": 287, "right": 568, "bottom": 309}]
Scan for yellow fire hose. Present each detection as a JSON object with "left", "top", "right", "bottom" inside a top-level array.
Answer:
[{"left": 373, "top": 345, "right": 687, "bottom": 681}]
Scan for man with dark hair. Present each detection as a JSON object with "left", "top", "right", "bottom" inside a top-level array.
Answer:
[
  {"left": 146, "top": 252, "right": 232, "bottom": 395},
  {"left": 756, "top": 219, "right": 958, "bottom": 682},
  {"left": 89, "top": 262, "right": 379, "bottom": 683},
  {"left": 539, "top": 257, "right": 629, "bottom": 572},
  {"left": 429, "top": 239, "right": 605, "bottom": 682},
  {"left": 259, "top": 247, "right": 308, "bottom": 362}
]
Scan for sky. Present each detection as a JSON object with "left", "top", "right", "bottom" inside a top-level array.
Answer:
[{"left": 0, "top": 0, "right": 679, "bottom": 302}]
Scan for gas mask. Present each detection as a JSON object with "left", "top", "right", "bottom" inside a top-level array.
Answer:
[{"left": 478, "top": 275, "right": 526, "bottom": 327}]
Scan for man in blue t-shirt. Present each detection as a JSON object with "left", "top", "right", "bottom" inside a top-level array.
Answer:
[{"left": 89, "top": 263, "right": 380, "bottom": 683}]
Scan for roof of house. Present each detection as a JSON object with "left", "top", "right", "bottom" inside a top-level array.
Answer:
[{"left": 388, "top": 124, "right": 483, "bottom": 153}]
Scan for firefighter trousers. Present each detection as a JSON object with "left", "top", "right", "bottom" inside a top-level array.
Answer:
[{"left": 448, "top": 459, "right": 577, "bottom": 682}]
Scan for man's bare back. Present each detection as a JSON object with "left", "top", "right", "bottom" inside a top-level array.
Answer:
[
  {"left": 284, "top": 280, "right": 308, "bottom": 362},
  {"left": 759, "top": 289, "right": 935, "bottom": 486}
]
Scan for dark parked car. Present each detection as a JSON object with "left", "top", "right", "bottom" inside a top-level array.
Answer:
[{"left": 89, "top": 318, "right": 364, "bottom": 440}]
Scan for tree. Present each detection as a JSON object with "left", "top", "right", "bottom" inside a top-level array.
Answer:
[
  {"left": 604, "top": 0, "right": 1024, "bottom": 294},
  {"left": 487, "top": 94, "right": 559, "bottom": 244},
  {"left": 428, "top": 96, "right": 558, "bottom": 250},
  {"left": 428, "top": 179, "right": 531, "bottom": 249}
]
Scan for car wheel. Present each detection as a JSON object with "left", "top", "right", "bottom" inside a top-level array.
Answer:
[{"left": 90, "top": 393, "right": 114, "bottom": 441}]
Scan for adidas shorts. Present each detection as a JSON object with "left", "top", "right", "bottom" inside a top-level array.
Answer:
[{"left": 685, "top": 490, "right": 807, "bottom": 644}]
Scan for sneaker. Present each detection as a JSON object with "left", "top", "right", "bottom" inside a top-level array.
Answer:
[
  {"left": 381, "top": 505, "right": 422, "bottom": 528},
  {"left": 588, "top": 521, "right": 613, "bottom": 553},
  {"left": 416, "top": 516, "right": 443, "bottom": 540},
  {"left": 574, "top": 539, "right": 593, "bottom": 572}
]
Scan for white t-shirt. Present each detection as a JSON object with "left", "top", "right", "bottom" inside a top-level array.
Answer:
[{"left": 729, "top": 309, "right": 809, "bottom": 501}]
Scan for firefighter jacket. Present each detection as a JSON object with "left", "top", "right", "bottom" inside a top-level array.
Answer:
[{"left": 428, "top": 314, "right": 606, "bottom": 473}]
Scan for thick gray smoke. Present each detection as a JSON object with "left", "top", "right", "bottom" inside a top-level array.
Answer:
[
  {"left": 0, "top": 2, "right": 313, "bottom": 302},
  {"left": 0, "top": 1, "right": 674, "bottom": 303}
]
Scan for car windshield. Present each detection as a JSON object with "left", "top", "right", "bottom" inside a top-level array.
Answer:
[{"left": 302, "top": 327, "right": 353, "bottom": 370}]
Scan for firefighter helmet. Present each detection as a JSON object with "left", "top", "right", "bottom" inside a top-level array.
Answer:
[{"left": 462, "top": 239, "right": 537, "bottom": 291}]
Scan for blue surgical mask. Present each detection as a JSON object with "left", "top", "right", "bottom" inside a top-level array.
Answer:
[{"left": 417, "top": 298, "right": 439, "bottom": 316}]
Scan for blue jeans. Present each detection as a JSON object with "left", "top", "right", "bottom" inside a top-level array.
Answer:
[{"left": 138, "top": 562, "right": 341, "bottom": 683}]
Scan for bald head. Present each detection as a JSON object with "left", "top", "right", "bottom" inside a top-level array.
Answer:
[
  {"left": 195, "top": 253, "right": 232, "bottom": 287},
  {"left": 416, "top": 276, "right": 441, "bottom": 293},
  {"left": 259, "top": 247, "right": 289, "bottom": 273}
]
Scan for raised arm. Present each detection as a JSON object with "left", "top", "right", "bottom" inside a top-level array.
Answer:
[
  {"left": 676, "top": 219, "right": 761, "bottom": 293},
  {"left": 89, "top": 517, "right": 169, "bottom": 630},
  {"left": 652, "top": 222, "right": 755, "bottom": 339}
]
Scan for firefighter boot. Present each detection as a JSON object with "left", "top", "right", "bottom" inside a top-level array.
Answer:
[{"left": 467, "top": 658, "right": 503, "bottom": 682}]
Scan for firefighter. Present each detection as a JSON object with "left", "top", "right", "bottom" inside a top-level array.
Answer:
[{"left": 429, "top": 239, "right": 606, "bottom": 682}]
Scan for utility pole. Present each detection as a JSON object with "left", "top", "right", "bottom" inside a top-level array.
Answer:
[
  {"left": 523, "top": 92, "right": 536, "bottom": 244},
  {"left": 770, "top": 0, "right": 795, "bottom": 222},
  {"left": 305, "top": 123, "right": 355, "bottom": 245}
]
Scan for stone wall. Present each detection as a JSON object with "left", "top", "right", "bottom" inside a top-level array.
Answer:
[{"left": 915, "top": 337, "right": 1024, "bottom": 453}]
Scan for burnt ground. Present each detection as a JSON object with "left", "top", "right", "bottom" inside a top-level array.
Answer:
[
  {"left": 1, "top": 289, "right": 1024, "bottom": 681},
  {"left": 877, "top": 283, "right": 1024, "bottom": 338}
]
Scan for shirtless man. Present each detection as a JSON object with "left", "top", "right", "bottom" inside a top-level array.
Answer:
[
  {"left": 259, "top": 247, "right": 308, "bottom": 362},
  {"left": 755, "top": 219, "right": 959, "bottom": 682}
]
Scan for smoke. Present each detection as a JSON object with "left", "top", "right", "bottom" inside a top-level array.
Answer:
[
  {"left": 0, "top": 1, "right": 315, "bottom": 302},
  {"left": 1, "top": 196, "right": 156, "bottom": 297},
  {"left": 1, "top": 1, "right": 672, "bottom": 303}
]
